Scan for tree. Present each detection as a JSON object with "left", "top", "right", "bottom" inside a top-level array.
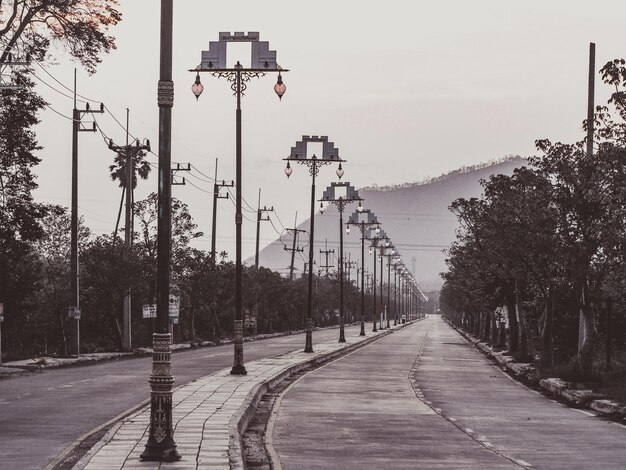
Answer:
[
  {"left": 30, "top": 205, "right": 90, "bottom": 355},
  {"left": 0, "top": 0, "right": 121, "bottom": 74}
]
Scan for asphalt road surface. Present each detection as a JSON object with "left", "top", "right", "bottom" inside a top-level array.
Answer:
[
  {"left": 0, "top": 324, "right": 361, "bottom": 469},
  {"left": 270, "top": 316, "right": 626, "bottom": 469}
]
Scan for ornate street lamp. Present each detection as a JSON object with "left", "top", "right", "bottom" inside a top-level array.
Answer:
[
  {"left": 141, "top": 0, "right": 180, "bottom": 462},
  {"left": 320, "top": 182, "right": 362, "bottom": 342},
  {"left": 381, "top": 247, "right": 399, "bottom": 328},
  {"left": 377, "top": 239, "right": 393, "bottom": 330},
  {"left": 392, "top": 261, "right": 404, "bottom": 325},
  {"left": 365, "top": 228, "right": 388, "bottom": 332},
  {"left": 284, "top": 135, "right": 345, "bottom": 352},
  {"left": 346, "top": 209, "right": 380, "bottom": 336},
  {"left": 190, "top": 32, "right": 287, "bottom": 375}
]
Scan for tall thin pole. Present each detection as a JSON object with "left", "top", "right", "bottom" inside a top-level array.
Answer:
[
  {"left": 586, "top": 42, "right": 595, "bottom": 160},
  {"left": 338, "top": 206, "right": 345, "bottom": 342},
  {"left": 211, "top": 158, "right": 218, "bottom": 264},
  {"left": 579, "top": 42, "right": 595, "bottom": 354},
  {"left": 305, "top": 164, "right": 317, "bottom": 352},
  {"left": 289, "top": 212, "right": 298, "bottom": 281},
  {"left": 123, "top": 108, "right": 132, "bottom": 351},
  {"left": 379, "top": 250, "right": 384, "bottom": 330},
  {"left": 386, "top": 258, "right": 391, "bottom": 328},
  {"left": 372, "top": 245, "right": 377, "bottom": 332},
  {"left": 359, "top": 228, "right": 365, "bottom": 336},
  {"left": 141, "top": 0, "right": 180, "bottom": 461},
  {"left": 232, "top": 63, "right": 247, "bottom": 374},
  {"left": 71, "top": 69, "right": 79, "bottom": 357},
  {"left": 255, "top": 187, "right": 262, "bottom": 269}
]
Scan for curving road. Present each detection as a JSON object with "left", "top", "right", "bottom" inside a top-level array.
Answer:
[
  {"left": 270, "top": 316, "right": 626, "bottom": 469},
  {"left": 0, "top": 325, "right": 361, "bottom": 469}
]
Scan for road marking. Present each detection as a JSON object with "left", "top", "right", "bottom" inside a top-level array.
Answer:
[{"left": 515, "top": 459, "right": 533, "bottom": 468}]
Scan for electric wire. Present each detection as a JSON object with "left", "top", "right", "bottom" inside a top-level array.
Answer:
[{"left": 33, "top": 59, "right": 96, "bottom": 103}]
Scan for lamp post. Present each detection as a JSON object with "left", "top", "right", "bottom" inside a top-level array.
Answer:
[
  {"left": 191, "top": 32, "right": 287, "bottom": 375},
  {"left": 365, "top": 229, "right": 388, "bottom": 332},
  {"left": 378, "top": 240, "right": 392, "bottom": 329},
  {"left": 392, "top": 261, "right": 403, "bottom": 325},
  {"left": 346, "top": 209, "right": 380, "bottom": 336},
  {"left": 284, "top": 135, "right": 345, "bottom": 352},
  {"left": 381, "top": 249, "right": 399, "bottom": 327},
  {"left": 141, "top": 0, "right": 180, "bottom": 462},
  {"left": 320, "top": 182, "right": 362, "bottom": 342}
]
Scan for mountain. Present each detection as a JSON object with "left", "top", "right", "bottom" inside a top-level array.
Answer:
[{"left": 252, "top": 156, "right": 526, "bottom": 290}]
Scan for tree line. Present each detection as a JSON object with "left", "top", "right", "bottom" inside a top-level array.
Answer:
[{"left": 440, "top": 59, "right": 626, "bottom": 380}]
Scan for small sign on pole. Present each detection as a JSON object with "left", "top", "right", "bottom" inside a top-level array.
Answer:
[
  {"left": 142, "top": 304, "right": 157, "bottom": 319},
  {"left": 68, "top": 306, "right": 81, "bottom": 320},
  {"left": 169, "top": 295, "right": 180, "bottom": 324},
  {"left": 0, "top": 302, "right": 4, "bottom": 322}
]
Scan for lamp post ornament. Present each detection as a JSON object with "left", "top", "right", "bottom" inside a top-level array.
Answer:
[
  {"left": 320, "top": 182, "right": 363, "bottom": 342},
  {"left": 284, "top": 135, "right": 345, "bottom": 352},
  {"left": 346, "top": 209, "right": 380, "bottom": 336},
  {"left": 191, "top": 32, "right": 287, "bottom": 375}
]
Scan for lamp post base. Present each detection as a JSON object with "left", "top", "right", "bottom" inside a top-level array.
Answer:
[
  {"left": 339, "top": 323, "right": 346, "bottom": 343},
  {"left": 141, "top": 333, "right": 181, "bottom": 462},
  {"left": 304, "top": 317, "right": 314, "bottom": 352},
  {"left": 373, "top": 323, "right": 377, "bottom": 332},
  {"left": 230, "top": 320, "right": 247, "bottom": 375},
  {"left": 359, "top": 321, "right": 365, "bottom": 336}
]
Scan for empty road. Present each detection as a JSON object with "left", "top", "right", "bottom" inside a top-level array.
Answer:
[{"left": 270, "top": 316, "right": 626, "bottom": 469}]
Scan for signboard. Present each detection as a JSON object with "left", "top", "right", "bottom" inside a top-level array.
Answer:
[
  {"left": 169, "top": 295, "right": 180, "bottom": 324},
  {"left": 68, "top": 306, "right": 81, "bottom": 320},
  {"left": 142, "top": 304, "right": 157, "bottom": 319},
  {"left": 0, "top": 302, "right": 3, "bottom": 322}
]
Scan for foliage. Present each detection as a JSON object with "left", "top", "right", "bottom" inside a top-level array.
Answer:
[
  {"left": 0, "top": 0, "right": 121, "bottom": 73},
  {"left": 441, "top": 59, "right": 626, "bottom": 379}
]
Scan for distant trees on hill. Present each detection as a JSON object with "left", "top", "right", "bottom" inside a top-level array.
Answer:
[
  {"left": 441, "top": 59, "right": 626, "bottom": 381},
  {"left": 361, "top": 155, "right": 525, "bottom": 192}
]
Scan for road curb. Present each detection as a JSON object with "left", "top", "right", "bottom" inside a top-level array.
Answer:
[{"left": 444, "top": 319, "right": 626, "bottom": 422}]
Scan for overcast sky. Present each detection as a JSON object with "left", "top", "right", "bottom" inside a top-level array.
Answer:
[{"left": 30, "top": 1, "right": 626, "bottom": 260}]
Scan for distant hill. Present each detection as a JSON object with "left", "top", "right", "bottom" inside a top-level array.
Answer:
[{"left": 251, "top": 156, "right": 527, "bottom": 290}]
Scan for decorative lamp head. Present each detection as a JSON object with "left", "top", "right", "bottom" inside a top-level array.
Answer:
[
  {"left": 357, "top": 201, "right": 364, "bottom": 212},
  {"left": 336, "top": 163, "right": 344, "bottom": 179},
  {"left": 274, "top": 73, "right": 286, "bottom": 100},
  {"left": 191, "top": 72, "right": 204, "bottom": 100},
  {"left": 284, "top": 161, "right": 292, "bottom": 178}
]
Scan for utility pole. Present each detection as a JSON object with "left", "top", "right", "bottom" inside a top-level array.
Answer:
[
  {"left": 107, "top": 112, "right": 151, "bottom": 352},
  {"left": 319, "top": 239, "right": 334, "bottom": 277},
  {"left": 70, "top": 69, "right": 104, "bottom": 357},
  {"left": 211, "top": 159, "right": 234, "bottom": 264},
  {"left": 284, "top": 213, "right": 305, "bottom": 281},
  {"left": 171, "top": 163, "right": 190, "bottom": 186},
  {"left": 254, "top": 188, "right": 274, "bottom": 269}
]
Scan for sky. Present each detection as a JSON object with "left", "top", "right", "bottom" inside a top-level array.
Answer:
[{"left": 28, "top": 0, "right": 626, "bottom": 261}]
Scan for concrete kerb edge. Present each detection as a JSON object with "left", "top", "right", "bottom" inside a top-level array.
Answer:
[
  {"left": 227, "top": 318, "right": 425, "bottom": 469},
  {"left": 443, "top": 318, "right": 626, "bottom": 422}
]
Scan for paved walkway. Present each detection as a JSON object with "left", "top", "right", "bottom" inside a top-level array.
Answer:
[
  {"left": 269, "top": 316, "right": 626, "bottom": 469},
  {"left": 75, "top": 323, "right": 405, "bottom": 469}
]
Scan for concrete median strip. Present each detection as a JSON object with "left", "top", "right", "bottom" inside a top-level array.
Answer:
[{"left": 70, "top": 321, "right": 416, "bottom": 470}]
